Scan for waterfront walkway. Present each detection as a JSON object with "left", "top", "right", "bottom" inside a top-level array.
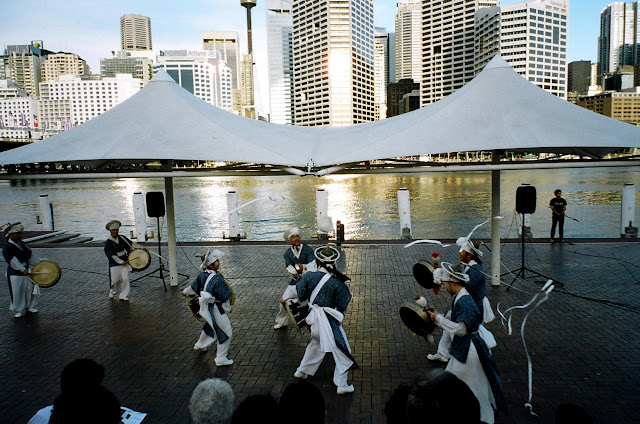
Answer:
[{"left": 1, "top": 239, "right": 638, "bottom": 423}]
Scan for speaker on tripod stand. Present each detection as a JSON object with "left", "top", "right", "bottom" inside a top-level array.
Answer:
[
  {"left": 505, "top": 184, "right": 550, "bottom": 289},
  {"left": 131, "top": 192, "right": 168, "bottom": 290}
]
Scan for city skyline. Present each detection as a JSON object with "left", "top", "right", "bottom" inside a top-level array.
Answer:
[{"left": 0, "top": 0, "right": 623, "bottom": 116}]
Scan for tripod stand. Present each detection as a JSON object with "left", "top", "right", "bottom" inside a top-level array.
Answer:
[
  {"left": 503, "top": 213, "right": 550, "bottom": 291},
  {"left": 131, "top": 217, "right": 189, "bottom": 291}
]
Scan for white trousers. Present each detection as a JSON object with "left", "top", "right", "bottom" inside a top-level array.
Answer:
[
  {"left": 9, "top": 274, "right": 37, "bottom": 313},
  {"left": 297, "top": 330, "right": 350, "bottom": 387},
  {"left": 109, "top": 265, "right": 131, "bottom": 299},
  {"left": 275, "top": 285, "right": 297, "bottom": 326},
  {"left": 194, "top": 307, "right": 232, "bottom": 361}
]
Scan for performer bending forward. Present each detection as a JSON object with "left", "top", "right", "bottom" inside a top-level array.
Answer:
[
  {"left": 182, "top": 249, "right": 234, "bottom": 366},
  {"left": 428, "top": 263, "right": 507, "bottom": 424},
  {"left": 274, "top": 227, "right": 316, "bottom": 329},
  {"left": 282, "top": 244, "right": 358, "bottom": 395}
]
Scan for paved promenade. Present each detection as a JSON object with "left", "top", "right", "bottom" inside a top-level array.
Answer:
[{"left": 1, "top": 239, "right": 638, "bottom": 423}]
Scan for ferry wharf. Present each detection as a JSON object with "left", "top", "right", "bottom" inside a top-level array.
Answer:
[{"left": 1, "top": 239, "right": 638, "bottom": 423}]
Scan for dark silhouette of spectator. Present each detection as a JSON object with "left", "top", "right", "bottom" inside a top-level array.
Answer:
[
  {"left": 231, "top": 393, "right": 278, "bottom": 424},
  {"left": 189, "top": 378, "right": 235, "bottom": 424},
  {"left": 28, "top": 359, "right": 106, "bottom": 424},
  {"left": 278, "top": 380, "right": 325, "bottom": 424},
  {"left": 555, "top": 403, "right": 592, "bottom": 424},
  {"left": 49, "top": 385, "right": 121, "bottom": 424},
  {"left": 384, "top": 369, "right": 481, "bottom": 424}
]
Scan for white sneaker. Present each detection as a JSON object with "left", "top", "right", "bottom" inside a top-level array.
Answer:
[
  {"left": 193, "top": 345, "right": 208, "bottom": 352},
  {"left": 427, "top": 353, "right": 449, "bottom": 363},
  {"left": 14, "top": 312, "right": 23, "bottom": 318},
  {"left": 215, "top": 358, "right": 234, "bottom": 366},
  {"left": 293, "top": 370, "right": 308, "bottom": 379},
  {"left": 27, "top": 308, "right": 38, "bottom": 313},
  {"left": 337, "top": 385, "right": 354, "bottom": 395},
  {"left": 273, "top": 323, "right": 287, "bottom": 330},
  {"left": 119, "top": 297, "right": 129, "bottom": 301},
  {"left": 109, "top": 292, "right": 114, "bottom": 299}
]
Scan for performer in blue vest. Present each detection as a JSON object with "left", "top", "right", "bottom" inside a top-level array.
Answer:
[
  {"left": 2, "top": 222, "right": 38, "bottom": 318},
  {"left": 274, "top": 227, "right": 317, "bottom": 330},
  {"left": 282, "top": 244, "right": 358, "bottom": 395},
  {"left": 182, "top": 249, "right": 234, "bottom": 366},
  {"left": 104, "top": 220, "right": 134, "bottom": 301},
  {"left": 428, "top": 263, "right": 507, "bottom": 424}
]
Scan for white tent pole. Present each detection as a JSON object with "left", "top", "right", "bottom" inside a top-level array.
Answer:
[
  {"left": 491, "top": 151, "right": 501, "bottom": 286},
  {"left": 164, "top": 176, "right": 178, "bottom": 287}
]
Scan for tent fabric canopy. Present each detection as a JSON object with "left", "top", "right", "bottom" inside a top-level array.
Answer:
[{"left": 0, "top": 55, "right": 638, "bottom": 169}]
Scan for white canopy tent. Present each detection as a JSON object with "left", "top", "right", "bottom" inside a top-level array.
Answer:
[{"left": 1, "top": 56, "right": 638, "bottom": 285}]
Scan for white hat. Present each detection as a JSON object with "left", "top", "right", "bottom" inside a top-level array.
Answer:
[
  {"left": 201, "top": 249, "right": 224, "bottom": 270},
  {"left": 4, "top": 222, "right": 24, "bottom": 234},
  {"left": 456, "top": 237, "right": 483, "bottom": 258},
  {"left": 106, "top": 220, "right": 122, "bottom": 231},
  {"left": 441, "top": 262, "right": 470, "bottom": 283},
  {"left": 283, "top": 227, "right": 301, "bottom": 241},
  {"left": 314, "top": 244, "right": 340, "bottom": 263}
]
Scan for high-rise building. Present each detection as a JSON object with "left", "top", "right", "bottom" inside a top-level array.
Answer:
[
  {"left": 395, "top": 0, "right": 422, "bottom": 85},
  {"left": 266, "top": 0, "right": 294, "bottom": 124},
  {"left": 202, "top": 31, "right": 242, "bottom": 114},
  {"left": 0, "top": 80, "right": 38, "bottom": 140},
  {"left": 568, "top": 60, "right": 591, "bottom": 95},
  {"left": 240, "top": 54, "right": 255, "bottom": 117},
  {"left": 155, "top": 50, "right": 233, "bottom": 112},
  {"left": 374, "top": 27, "right": 390, "bottom": 120},
  {"left": 38, "top": 74, "right": 141, "bottom": 128},
  {"left": 292, "top": 0, "right": 375, "bottom": 126},
  {"left": 120, "top": 14, "right": 153, "bottom": 51},
  {"left": 41, "top": 53, "right": 90, "bottom": 83},
  {"left": 100, "top": 51, "right": 153, "bottom": 86},
  {"left": 3, "top": 44, "right": 47, "bottom": 97},
  {"left": 387, "top": 78, "right": 419, "bottom": 117},
  {"left": 598, "top": 2, "right": 640, "bottom": 75},
  {"left": 474, "top": 1, "right": 569, "bottom": 99},
  {"left": 421, "top": 0, "right": 498, "bottom": 106}
]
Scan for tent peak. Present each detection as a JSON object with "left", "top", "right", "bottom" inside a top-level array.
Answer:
[
  {"left": 150, "top": 69, "right": 177, "bottom": 83},
  {"left": 485, "top": 55, "right": 511, "bottom": 70}
]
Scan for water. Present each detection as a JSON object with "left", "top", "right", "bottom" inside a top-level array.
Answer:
[{"left": 0, "top": 167, "right": 638, "bottom": 242}]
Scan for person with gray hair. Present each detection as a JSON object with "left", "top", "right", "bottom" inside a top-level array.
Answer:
[{"left": 189, "top": 378, "right": 235, "bottom": 424}]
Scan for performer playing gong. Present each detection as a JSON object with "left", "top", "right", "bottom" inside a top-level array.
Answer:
[
  {"left": 282, "top": 244, "right": 358, "bottom": 395},
  {"left": 2, "top": 222, "right": 39, "bottom": 318},
  {"left": 181, "top": 249, "right": 234, "bottom": 366},
  {"left": 273, "top": 227, "right": 317, "bottom": 330},
  {"left": 428, "top": 263, "right": 506, "bottom": 424},
  {"left": 104, "top": 220, "right": 135, "bottom": 301}
]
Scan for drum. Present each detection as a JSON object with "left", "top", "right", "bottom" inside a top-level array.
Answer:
[
  {"left": 399, "top": 300, "right": 436, "bottom": 337},
  {"left": 185, "top": 295, "right": 205, "bottom": 322},
  {"left": 412, "top": 260, "right": 437, "bottom": 289},
  {"left": 285, "top": 299, "right": 310, "bottom": 332},
  {"left": 31, "top": 260, "right": 62, "bottom": 288},
  {"left": 128, "top": 248, "right": 151, "bottom": 272}
]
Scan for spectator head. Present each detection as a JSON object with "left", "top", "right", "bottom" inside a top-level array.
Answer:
[
  {"left": 384, "top": 383, "right": 411, "bottom": 424},
  {"left": 60, "top": 358, "right": 105, "bottom": 393},
  {"left": 49, "top": 385, "right": 121, "bottom": 424},
  {"left": 555, "top": 403, "right": 592, "bottom": 424},
  {"left": 231, "top": 393, "right": 278, "bottom": 424},
  {"left": 189, "top": 378, "right": 235, "bottom": 424},
  {"left": 406, "top": 369, "right": 480, "bottom": 424},
  {"left": 279, "top": 380, "right": 325, "bottom": 424}
]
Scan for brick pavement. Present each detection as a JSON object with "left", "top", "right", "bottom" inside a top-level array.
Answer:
[{"left": 1, "top": 239, "right": 639, "bottom": 423}]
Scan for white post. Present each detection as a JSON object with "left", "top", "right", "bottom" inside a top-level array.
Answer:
[
  {"left": 39, "top": 194, "right": 54, "bottom": 231},
  {"left": 621, "top": 183, "right": 636, "bottom": 237},
  {"left": 491, "top": 158, "right": 501, "bottom": 286},
  {"left": 397, "top": 188, "right": 412, "bottom": 239},
  {"left": 164, "top": 177, "right": 178, "bottom": 287},
  {"left": 132, "top": 192, "right": 147, "bottom": 241},
  {"left": 316, "top": 188, "right": 329, "bottom": 238},
  {"left": 227, "top": 190, "right": 240, "bottom": 239}
]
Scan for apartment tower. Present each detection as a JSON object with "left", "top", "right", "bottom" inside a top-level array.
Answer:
[
  {"left": 598, "top": 2, "right": 640, "bottom": 75},
  {"left": 120, "top": 14, "right": 153, "bottom": 51},
  {"left": 266, "top": 0, "right": 294, "bottom": 124},
  {"left": 395, "top": 0, "right": 422, "bottom": 84}
]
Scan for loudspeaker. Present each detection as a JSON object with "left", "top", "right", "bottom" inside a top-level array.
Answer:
[
  {"left": 146, "top": 192, "right": 165, "bottom": 218},
  {"left": 516, "top": 185, "right": 536, "bottom": 214}
]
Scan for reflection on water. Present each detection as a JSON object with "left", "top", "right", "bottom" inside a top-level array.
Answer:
[{"left": 0, "top": 167, "right": 638, "bottom": 241}]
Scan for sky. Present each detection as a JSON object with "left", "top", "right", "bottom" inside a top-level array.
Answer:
[{"left": 0, "top": 0, "right": 617, "bottom": 116}]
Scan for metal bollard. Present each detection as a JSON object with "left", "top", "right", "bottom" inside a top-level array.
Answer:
[
  {"left": 621, "top": 183, "right": 637, "bottom": 238},
  {"left": 39, "top": 194, "right": 54, "bottom": 231},
  {"left": 132, "top": 192, "right": 147, "bottom": 241},
  {"left": 397, "top": 188, "right": 412, "bottom": 239},
  {"left": 316, "top": 188, "right": 330, "bottom": 240},
  {"left": 226, "top": 190, "right": 241, "bottom": 241}
]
